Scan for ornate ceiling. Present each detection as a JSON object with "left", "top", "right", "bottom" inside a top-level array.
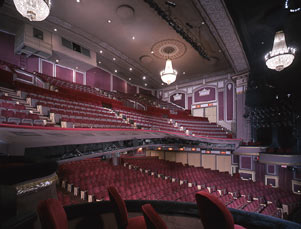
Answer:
[{"left": 0, "top": 0, "right": 249, "bottom": 89}]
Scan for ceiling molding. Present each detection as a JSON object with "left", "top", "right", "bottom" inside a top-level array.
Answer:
[{"left": 193, "top": 0, "right": 249, "bottom": 73}]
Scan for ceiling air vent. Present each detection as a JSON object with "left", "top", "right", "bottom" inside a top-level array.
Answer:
[{"left": 61, "top": 37, "right": 91, "bottom": 57}]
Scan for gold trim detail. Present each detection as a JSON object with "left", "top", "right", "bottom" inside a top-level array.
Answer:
[{"left": 15, "top": 173, "right": 58, "bottom": 196}]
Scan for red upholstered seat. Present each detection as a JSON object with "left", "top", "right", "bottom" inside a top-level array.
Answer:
[
  {"left": 142, "top": 204, "right": 168, "bottom": 229},
  {"left": 195, "top": 191, "right": 246, "bottom": 229},
  {"left": 37, "top": 198, "right": 68, "bottom": 229},
  {"left": 108, "top": 186, "right": 146, "bottom": 229}
]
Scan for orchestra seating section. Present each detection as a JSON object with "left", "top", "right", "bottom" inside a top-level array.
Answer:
[
  {"left": 58, "top": 157, "right": 300, "bottom": 220},
  {"left": 0, "top": 61, "right": 232, "bottom": 138}
]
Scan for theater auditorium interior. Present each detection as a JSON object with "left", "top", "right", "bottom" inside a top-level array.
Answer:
[{"left": 0, "top": 0, "right": 301, "bottom": 228}]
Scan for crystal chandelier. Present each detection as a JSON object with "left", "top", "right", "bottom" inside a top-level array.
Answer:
[
  {"left": 265, "top": 31, "right": 296, "bottom": 71},
  {"left": 160, "top": 59, "right": 177, "bottom": 85},
  {"left": 13, "top": 0, "right": 51, "bottom": 21}
]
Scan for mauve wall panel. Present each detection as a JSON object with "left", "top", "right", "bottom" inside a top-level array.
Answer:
[
  {"left": 27, "top": 57, "right": 39, "bottom": 73},
  {"left": 255, "top": 163, "right": 265, "bottom": 184},
  {"left": 113, "top": 76, "right": 126, "bottom": 93},
  {"left": 42, "top": 61, "right": 53, "bottom": 76},
  {"left": 226, "top": 83, "right": 234, "bottom": 120},
  {"left": 86, "top": 68, "right": 110, "bottom": 91},
  {"left": 240, "top": 156, "right": 252, "bottom": 170},
  {"left": 267, "top": 165, "right": 275, "bottom": 174},
  {"left": 127, "top": 83, "right": 137, "bottom": 95},
  {"left": 170, "top": 93, "right": 185, "bottom": 108},
  {"left": 56, "top": 66, "right": 73, "bottom": 82},
  {"left": 279, "top": 167, "right": 293, "bottom": 192},
  {"left": 0, "top": 32, "right": 20, "bottom": 66},
  {"left": 188, "top": 96, "right": 192, "bottom": 110},
  {"left": 218, "top": 91, "right": 224, "bottom": 121},
  {"left": 75, "top": 72, "right": 84, "bottom": 85},
  {"left": 194, "top": 87, "right": 216, "bottom": 103}
]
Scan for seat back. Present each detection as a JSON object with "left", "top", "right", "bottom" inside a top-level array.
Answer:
[
  {"left": 195, "top": 191, "right": 234, "bottom": 229},
  {"left": 37, "top": 198, "right": 68, "bottom": 229},
  {"left": 108, "top": 186, "right": 128, "bottom": 229},
  {"left": 142, "top": 204, "right": 167, "bottom": 229}
]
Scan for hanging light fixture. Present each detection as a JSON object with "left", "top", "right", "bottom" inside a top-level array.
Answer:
[
  {"left": 265, "top": 31, "right": 296, "bottom": 71},
  {"left": 160, "top": 59, "right": 177, "bottom": 85},
  {"left": 13, "top": 0, "right": 51, "bottom": 21}
]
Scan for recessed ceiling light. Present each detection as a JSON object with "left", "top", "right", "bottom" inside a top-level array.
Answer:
[
  {"left": 113, "top": 57, "right": 116, "bottom": 61},
  {"left": 129, "top": 78, "right": 131, "bottom": 81},
  {"left": 107, "top": 19, "right": 112, "bottom": 23},
  {"left": 76, "top": 0, "right": 80, "bottom": 2},
  {"left": 100, "top": 50, "right": 103, "bottom": 54},
  {"left": 183, "top": 72, "right": 186, "bottom": 75},
  {"left": 201, "top": 21, "right": 205, "bottom": 25},
  {"left": 129, "top": 68, "right": 133, "bottom": 71},
  {"left": 161, "top": 83, "right": 164, "bottom": 85},
  {"left": 132, "top": 36, "right": 135, "bottom": 40},
  {"left": 218, "top": 49, "right": 222, "bottom": 53},
  {"left": 151, "top": 51, "right": 154, "bottom": 54},
  {"left": 55, "top": 59, "right": 59, "bottom": 63},
  {"left": 142, "top": 76, "right": 146, "bottom": 80},
  {"left": 145, "top": 83, "right": 147, "bottom": 86},
  {"left": 98, "top": 61, "right": 101, "bottom": 64},
  {"left": 114, "top": 69, "right": 118, "bottom": 73},
  {"left": 53, "top": 28, "right": 57, "bottom": 32},
  {"left": 261, "top": 41, "right": 264, "bottom": 45}
]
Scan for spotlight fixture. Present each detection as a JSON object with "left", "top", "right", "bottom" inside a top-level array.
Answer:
[
  {"left": 114, "top": 69, "right": 117, "bottom": 73},
  {"left": 129, "top": 68, "right": 133, "bottom": 71},
  {"left": 142, "top": 76, "right": 146, "bottom": 80},
  {"left": 107, "top": 19, "right": 112, "bottom": 23},
  {"left": 113, "top": 57, "right": 116, "bottom": 61},
  {"left": 55, "top": 59, "right": 59, "bottom": 63},
  {"left": 53, "top": 28, "right": 57, "bottom": 32},
  {"left": 129, "top": 78, "right": 131, "bottom": 81},
  {"left": 99, "top": 50, "right": 103, "bottom": 54},
  {"left": 145, "top": 83, "right": 148, "bottom": 86},
  {"left": 13, "top": 0, "right": 51, "bottom": 21}
]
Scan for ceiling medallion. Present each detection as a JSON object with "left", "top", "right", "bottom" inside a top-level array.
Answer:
[
  {"left": 151, "top": 39, "right": 186, "bottom": 60},
  {"left": 13, "top": 0, "right": 51, "bottom": 21},
  {"left": 265, "top": 31, "right": 296, "bottom": 71}
]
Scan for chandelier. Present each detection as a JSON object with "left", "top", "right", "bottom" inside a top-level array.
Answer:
[
  {"left": 265, "top": 31, "right": 296, "bottom": 71},
  {"left": 160, "top": 59, "right": 177, "bottom": 85},
  {"left": 13, "top": 0, "right": 51, "bottom": 21}
]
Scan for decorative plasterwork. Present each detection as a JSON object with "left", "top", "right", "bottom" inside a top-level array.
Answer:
[
  {"left": 151, "top": 39, "right": 187, "bottom": 60},
  {"left": 192, "top": 0, "right": 249, "bottom": 73}
]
